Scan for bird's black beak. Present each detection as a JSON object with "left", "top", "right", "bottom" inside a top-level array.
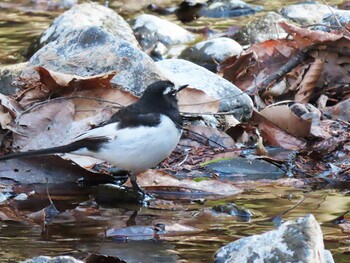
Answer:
[{"left": 177, "top": 84, "right": 189, "bottom": 92}]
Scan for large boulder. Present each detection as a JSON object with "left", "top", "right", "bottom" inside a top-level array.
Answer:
[
  {"left": 156, "top": 59, "right": 253, "bottom": 120},
  {"left": 25, "top": 2, "right": 138, "bottom": 58},
  {"left": 215, "top": 214, "right": 334, "bottom": 263},
  {"left": 21, "top": 26, "right": 163, "bottom": 95}
]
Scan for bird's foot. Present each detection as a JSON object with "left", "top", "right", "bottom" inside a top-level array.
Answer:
[{"left": 133, "top": 184, "right": 155, "bottom": 202}]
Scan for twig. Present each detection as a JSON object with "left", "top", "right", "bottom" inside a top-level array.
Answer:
[
  {"left": 183, "top": 128, "right": 228, "bottom": 149},
  {"left": 280, "top": 190, "right": 311, "bottom": 216},
  {"left": 258, "top": 45, "right": 315, "bottom": 96},
  {"left": 20, "top": 96, "right": 124, "bottom": 116},
  {"left": 321, "top": 0, "right": 343, "bottom": 29},
  {"left": 181, "top": 110, "right": 240, "bottom": 116}
]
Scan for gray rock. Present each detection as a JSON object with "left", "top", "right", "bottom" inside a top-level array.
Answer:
[
  {"left": 179, "top": 37, "right": 242, "bottom": 69},
  {"left": 21, "top": 255, "right": 83, "bottom": 263},
  {"left": 323, "top": 9, "right": 350, "bottom": 27},
  {"left": 280, "top": 2, "right": 336, "bottom": 25},
  {"left": 0, "top": 62, "right": 27, "bottom": 95},
  {"left": 156, "top": 59, "right": 253, "bottom": 120},
  {"left": 235, "top": 12, "right": 288, "bottom": 44},
  {"left": 26, "top": 2, "right": 138, "bottom": 58},
  {"left": 215, "top": 214, "right": 334, "bottom": 263},
  {"left": 200, "top": 0, "right": 262, "bottom": 18},
  {"left": 133, "top": 14, "right": 196, "bottom": 55},
  {"left": 204, "top": 157, "right": 285, "bottom": 180},
  {"left": 21, "top": 26, "right": 163, "bottom": 95}
]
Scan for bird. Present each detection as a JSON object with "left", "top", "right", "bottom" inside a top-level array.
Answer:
[{"left": 0, "top": 80, "right": 188, "bottom": 198}]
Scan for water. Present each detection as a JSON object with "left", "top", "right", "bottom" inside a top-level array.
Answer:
[
  {"left": 0, "top": 0, "right": 349, "bottom": 262},
  {"left": 0, "top": 183, "right": 349, "bottom": 262}
]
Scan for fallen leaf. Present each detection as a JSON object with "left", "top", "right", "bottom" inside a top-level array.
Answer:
[
  {"left": 295, "top": 59, "right": 325, "bottom": 103},
  {"left": 1, "top": 68, "right": 138, "bottom": 152},
  {"left": 251, "top": 110, "right": 306, "bottom": 150},
  {"left": 178, "top": 87, "right": 220, "bottom": 114},
  {"left": 279, "top": 21, "right": 346, "bottom": 43},
  {"left": 259, "top": 105, "right": 312, "bottom": 138},
  {"left": 133, "top": 170, "right": 242, "bottom": 197}
]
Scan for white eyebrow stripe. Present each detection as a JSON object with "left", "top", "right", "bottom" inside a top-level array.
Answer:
[{"left": 163, "top": 86, "right": 174, "bottom": 95}]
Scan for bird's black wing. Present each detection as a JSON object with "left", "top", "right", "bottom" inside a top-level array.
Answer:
[
  {"left": 117, "top": 112, "right": 162, "bottom": 129},
  {"left": 105, "top": 103, "right": 162, "bottom": 129}
]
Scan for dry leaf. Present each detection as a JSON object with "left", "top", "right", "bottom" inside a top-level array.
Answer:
[
  {"left": 251, "top": 110, "right": 306, "bottom": 150},
  {"left": 295, "top": 59, "right": 325, "bottom": 103},
  {"left": 131, "top": 170, "right": 242, "bottom": 197},
  {"left": 178, "top": 87, "right": 220, "bottom": 114},
  {"left": 259, "top": 105, "right": 311, "bottom": 138},
  {"left": 279, "top": 21, "right": 345, "bottom": 43}
]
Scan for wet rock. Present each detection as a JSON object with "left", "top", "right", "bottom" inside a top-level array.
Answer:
[
  {"left": 0, "top": 62, "right": 27, "bottom": 95},
  {"left": 215, "top": 214, "right": 334, "bottom": 263},
  {"left": 235, "top": 12, "right": 288, "bottom": 45},
  {"left": 280, "top": 2, "right": 336, "bottom": 25},
  {"left": 156, "top": 59, "right": 253, "bottom": 120},
  {"left": 204, "top": 157, "right": 285, "bottom": 180},
  {"left": 323, "top": 9, "right": 350, "bottom": 28},
  {"left": 106, "top": 223, "right": 166, "bottom": 241},
  {"left": 179, "top": 37, "right": 242, "bottom": 71},
  {"left": 21, "top": 255, "right": 83, "bottom": 263},
  {"left": 212, "top": 203, "right": 252, "bottom": 219},
  {"left": 21, "top": 26, "right": 163, "bottom": 95},
  {"left": 25, "top": 2, "right": 138, "bottom": 58},
  {"left": 133, "top": 14, "right": 196, "bottom": 58},
  {"left": 95, "top": 183, "right": 145, "bottom": 204},
  {"left": 176, "top": 0, "right": 262, "bottom": 23}
]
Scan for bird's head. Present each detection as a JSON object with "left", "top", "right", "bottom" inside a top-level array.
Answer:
[{"left": 140, "top": 80, "right": 188, "bottom": 111}]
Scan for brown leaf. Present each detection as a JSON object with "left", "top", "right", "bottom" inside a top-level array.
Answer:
[
  {"left": 19, "top": 67, "right": 118, "bottom": 107},
  {"left": 219, "top": 39, "right": 300, "bottom": 92},
  {"left": 178, "top": 87, "right": 220, "bottom": 114},
  {"left": 295, "top": 59, "right": 325, "bottom": 103},
  {"left": 0, "top": 206, "right": 24, "bottom": 222},
  {"left": 251, "top": 110, "right": 306, "bottom": 150},
  {"left": 259, "top": 105, "right": 312, "bottom": 138},
  {"left": 26, "top": 207, "right": 46, "bottom": 228},
  {"left": 279, "top": 21, "right": 345, "bottom": 43},
  {"left": 133, "top": 170, "right": 242, "bottom": 197},
  {"left": 2, "top": 67, "right": 138, "bottom": 152}
]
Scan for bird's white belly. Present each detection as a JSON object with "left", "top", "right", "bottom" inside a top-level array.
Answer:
[{"left": 87, "top": 115, "right": 181, "bottom": 172}]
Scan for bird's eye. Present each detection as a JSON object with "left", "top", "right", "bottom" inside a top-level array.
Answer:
[{"left": 170, "top": 90, "right": 177, "bottom": 96}]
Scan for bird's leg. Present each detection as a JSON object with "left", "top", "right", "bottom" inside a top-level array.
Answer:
[{"left": 129, "top": 172, "right": 147, "bottom": 196}]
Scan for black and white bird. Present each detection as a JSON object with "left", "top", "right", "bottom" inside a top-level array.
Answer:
[{"left": 0, "top": 80, "right": 188, "bottom": 196}]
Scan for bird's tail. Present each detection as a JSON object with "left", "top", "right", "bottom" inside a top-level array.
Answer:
[{"left": 0, "top": 142, "right": 84, "bottom": 161}]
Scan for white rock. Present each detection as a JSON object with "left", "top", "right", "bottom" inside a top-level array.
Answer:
[
  {"left": 280, "top": 2, "right": 336, "bottom": 25},
  {"left": 179, "top": 37, "right": 243, "bottom": 64},
  {"left": 133, "top": 14, "right": 195, "bottom": 46},
  {"left": 215, "top": 214, "right": 334, "bottom": 263}
]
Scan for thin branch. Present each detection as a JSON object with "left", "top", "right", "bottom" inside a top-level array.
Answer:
[
  {"left": 20, "top": 96, "right": 124, "bottom": 116},
  {"left": 258, "top": 45, "right": 315, "bottom": 96},
  {"left": 183, "top": 128, "right": 228, "bottom": 149},
  {"left": 321, "top": 0, "right": 343, "bottom": 29},
  {"left": 280, "top": 190, "right": 311, "bottom": 216}
]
